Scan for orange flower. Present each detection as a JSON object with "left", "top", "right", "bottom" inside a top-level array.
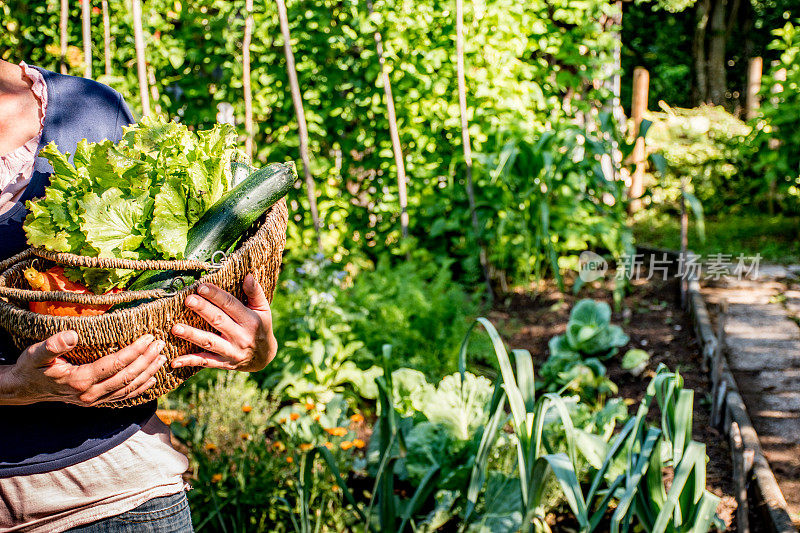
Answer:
[
  {"left": 324, "top": 442, "right": 334, "bottom": 450},
  {"left": 299, "top": 443, "right": 313, "bottom": 452},
  {"left": 332, "top": 484, "right": 340, "bottom": 491},
  {"left": 350, "top": 413, "right": 365, "bottom": 423},
  {"left": 290, "top": 413, "right": 301, "bottom": 421},
  {"left": 242, "top": 404, "right": 253, "bottom": 413},
  {"left": 286, "top": 456, "right": 294, "bottom": 464},
  {"left": 91, "top": 6, "right": 101, "bottom": 15},
  {"left": 204, "top": 442, "right": 218, "bottom": 452},
  {"left": 272, "top": 441, "right": 286, "bottom": 452},
  {"left": 340, "top": 440, "right": 353, "bottom": 450},
  {"left": 324, "top": 427, "right": 347, "bottom": 437},
  {"left": 278, "top": 417, "right": 287, "bottom": 424},
  {"left": 352, "top": 438, "right": 366, "bottom": 449},
  {"left": 240, "top": 433, "right": 251, "bottom": 440},
  {"left": 313, "top": 414, "right": 321, "bottom": 422},
  {"left": 305, "top": 402, "right": 315, "bottom": 411},
  {"left": 211, "top": 473, "right": 223, "bottom": 483}
]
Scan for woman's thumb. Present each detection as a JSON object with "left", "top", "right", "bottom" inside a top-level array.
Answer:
[{"left": 28, "top": 331, "right": 79, "bottom": 365}]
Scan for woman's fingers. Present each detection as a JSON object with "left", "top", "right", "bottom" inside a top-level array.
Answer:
[
  {"left": 182, "top": 291, "right": 246, "bottom": 339},
  {"left": 190, "top": 283, "right": 255, "bottom": 326},
  {"left": 170, "top": 324, "right": 238, "bottom": 362},
  {"left": 170, "top": 351, "right": 235, "bottom": 370},
  {"left": 87, "top": 334, "right": 156, "bottom": 381},
  {"left": 98, "top": 341, "right": 164, "bottom": 402},
  {"left": 86, "top": 339, "right": 165, "bottom": 404}
]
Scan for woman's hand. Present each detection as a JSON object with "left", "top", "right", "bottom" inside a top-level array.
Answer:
[
  {"left": 0, "top": 331, "right": 166, "bottom": 406},
  {"left": 170, "top": 273, "right": 277, "bottom": 372}
]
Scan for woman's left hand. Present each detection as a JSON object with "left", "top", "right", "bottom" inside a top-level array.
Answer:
[{"left": 170, "top": 274, "right": 277, "bottom": 372}]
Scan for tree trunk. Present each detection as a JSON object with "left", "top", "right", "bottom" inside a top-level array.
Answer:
[
  {"left": 81, "top": 0, "right": 92, "bottom": 78},
  {"left": 275, "top": 0, "right": 322, "bottom": 250},
  {"left": 707, "top": 0, "right": 728, "bottom": 105},
  {"left": 455, "top": 0, "right": 493, "bottom": 302},
  {"left": 60, "top": 0, "right": 68, "bottom": 74},
  {"left": 691, "top": 0, "right": 711, "bottom": 105},
  {"left": 131, "top": 0, "right": 150, "bottom": 115},
  {"left": 243, "top": 0, "right": 254, "bottom": 159},
  {"left": 366, "top": 0, "right": 409, "bottom": 241},
  {"left": 102, "top": 0, "right": 111, "bottom": 76}
]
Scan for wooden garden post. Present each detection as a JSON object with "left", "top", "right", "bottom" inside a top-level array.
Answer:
[
  {"left": 131, "top": 0, "right": 150, "bottom": 115},
  {"left": 455, "top": 0, "right": 493, "bottom": 301},
  {"left": 81, "top": 0, "right": 92, "bottom": 78},
  {"left": 60, "top": 0, "right": 68, "bottom": 74},
  {"left": 628, "top": 66, "right": 649, "bottom": 211},
  {"left": 102, "top": 0, "right": 112, "bottom": 77},
  {"left": 366, "top": 0, "right": 409, "bottom": 240},
  {"left": 745, "top": 57, "right": 762, "bottom": 120},
  {"left": 243, "top": 0, "right": 254, "bottom": 160},
  {"left": 275, "top": 0, "right": 322, "bottom": 250}
]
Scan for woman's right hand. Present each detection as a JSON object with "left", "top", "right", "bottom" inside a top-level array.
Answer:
[{"left": 0, "top": 331, "right": 166, "bottom": 406}]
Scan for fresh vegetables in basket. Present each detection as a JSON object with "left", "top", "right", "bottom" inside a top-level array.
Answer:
[
  {"left": 24, "top": 266, "right": 120, "bottom": 316},
  {"left": 21, "top": 115, "right": 296, "bottom": 315}
]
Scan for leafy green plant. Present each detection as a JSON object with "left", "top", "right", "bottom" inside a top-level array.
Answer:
[
  {"left": 644, "top": 103, "right": 753, "bottom": 218},
  {"left": 264, "top": 254, "right": 381, "bottom": 402},
  {"left": 539, "top": 299, "right": 629, "bottom": 402},
  {"left": 748, "top": 21, "right": 800, "bottom": 216},
  {"left": 476, "top": 118, "right": 634, "bottom": 292},
  {"left": 345, "top": 252, "right": 479, "bottom": 378},
  {"left": 24, "top": 116, "right": 240, "bottom": 292}
]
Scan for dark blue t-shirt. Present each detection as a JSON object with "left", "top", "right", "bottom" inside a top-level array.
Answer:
[{"left": 0, "top": 67, "right": 155, "bottom": 477}]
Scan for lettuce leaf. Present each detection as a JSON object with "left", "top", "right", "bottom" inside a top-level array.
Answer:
[{"left": 24, "top": 115, "right": 241, "bottom": 293}]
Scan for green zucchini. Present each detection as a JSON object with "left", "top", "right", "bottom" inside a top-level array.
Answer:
[{"left": 111, "top": 161, "right": 296, "bottom": 309}]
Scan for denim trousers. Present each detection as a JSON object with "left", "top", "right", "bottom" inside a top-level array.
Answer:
[{"left": 66, "top": 492, "right": 194, "bottom": 533}]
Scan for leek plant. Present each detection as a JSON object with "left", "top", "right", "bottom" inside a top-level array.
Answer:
[
  {"left": 460, "top": 319, "right": 721, "bottom": 533},
  {"left": 286, "top": 315, "right": 721, "bottom": 533}
]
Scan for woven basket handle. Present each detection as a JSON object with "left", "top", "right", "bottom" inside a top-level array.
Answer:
[
  {"left": 31, "top": 247, "right": 219, "bottom": 271},
  {"left": 0, "top": 247, "right": 224, "bottom": 306}
]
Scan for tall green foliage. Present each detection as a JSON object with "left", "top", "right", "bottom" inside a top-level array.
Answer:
[
  {"left": 749, "top": 21, "right": 800, "bottom": 214},
  {"left": 2, "top": 0, "right": 622, "bottom": 286}
]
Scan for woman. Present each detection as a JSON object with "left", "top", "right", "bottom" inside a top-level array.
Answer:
[{"left": 0, "top": 60, "right": 277, "bottom": 532}]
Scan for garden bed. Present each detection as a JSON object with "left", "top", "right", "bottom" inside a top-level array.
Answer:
[{"left": 488, "top": 275, "right": 741, "bottom": 530}]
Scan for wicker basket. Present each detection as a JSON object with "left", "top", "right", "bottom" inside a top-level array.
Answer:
[{"left": 0, "top": 198, "right": 288, "bottom": 407}]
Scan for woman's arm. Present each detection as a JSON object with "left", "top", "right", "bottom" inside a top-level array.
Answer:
[
  {"left": 0, "top": 331, "right": 165, "bottom": 406},
  {"left": 170, "top": 273, "right": 277, "bottom": 372}
]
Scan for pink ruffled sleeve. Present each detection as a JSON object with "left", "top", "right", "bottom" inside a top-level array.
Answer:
[{"left": 0, "top": 62, "right": 48, "bottom": 214}]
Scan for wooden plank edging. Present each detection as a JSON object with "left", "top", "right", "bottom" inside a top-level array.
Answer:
[
  {"left": 632, "top": 247, "right": 796, "bottom": 532},
  {"left": 685, "top": 275, "right": 797, "bottom": 532}
]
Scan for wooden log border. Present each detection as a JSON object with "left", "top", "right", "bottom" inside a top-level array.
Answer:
[{"left": 637, "top": 247, "right": 797, "bottom": 533}]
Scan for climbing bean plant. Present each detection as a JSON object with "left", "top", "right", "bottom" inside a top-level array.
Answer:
[{"left": 3, "top": 0, "right": 621, "bottom": 286}]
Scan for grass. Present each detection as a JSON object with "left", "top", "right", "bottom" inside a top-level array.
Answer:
[{"left": 631, "top": 212, "right": 800, "bottom": 264}]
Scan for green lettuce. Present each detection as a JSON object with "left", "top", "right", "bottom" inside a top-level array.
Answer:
[{"left": 23, "top": 116, "right": 241, "bottom": 293}]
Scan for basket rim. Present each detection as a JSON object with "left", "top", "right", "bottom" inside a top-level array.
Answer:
[{"left": 0, "top": 198, "right": 287, "bottom": 327}]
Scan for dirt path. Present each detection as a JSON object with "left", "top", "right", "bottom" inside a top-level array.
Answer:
[{"left": 702, "top": 265, "right": 800, "bottom": 526}]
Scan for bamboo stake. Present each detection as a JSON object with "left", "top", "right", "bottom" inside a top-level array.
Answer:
[
  {"left": 102, "top": 0, "right": 111, "bottom": 77},
  {"left": 275, "top": 0, "right": 322, "bottom": 250},
  {"left": 629, "top": 66, "right": 649, "bottom": 212},
  {"left": 456, "top": 0, "right": 493, "bottom": 302},
  {"left": 366, "top": 0, "right": 409, "bottom": 240},
  {"left": 243, "top": 0, "right": 255, "bottom": 160},
  {"left": 60, "top": 0, "right": 68, "bottom": 74},
  {"left": 745, "top": 57, "right": 762, "bottom": 120},
  {"left": 131, "top": 0, "right": 150, "bottom": 115},
  {"left": 81, "top": 0, "right": 92, "bottom": 78}
]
